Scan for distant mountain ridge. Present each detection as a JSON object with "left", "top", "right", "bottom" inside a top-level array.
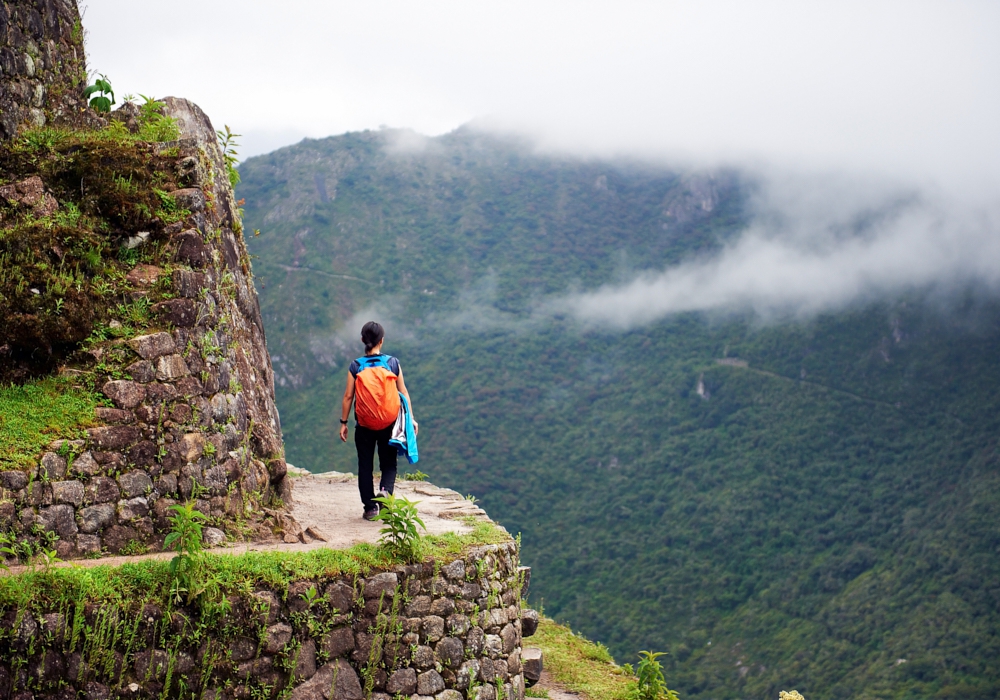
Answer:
[{"left": 239, "top": 128, "right": 1000, "bottom": 700}]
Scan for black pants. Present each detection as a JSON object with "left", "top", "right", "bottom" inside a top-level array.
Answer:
[{"left": 355, "top": 424, "right": 397, "bottom": 511}]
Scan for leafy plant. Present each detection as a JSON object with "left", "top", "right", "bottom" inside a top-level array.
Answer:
[
  {"left": 164, "top": 501, "right": 208, "bottom": 603},
  {"left": 136, "top": 95, "right": 180, "bottom": 142},
  {"left": 401, "top": 470, "right": 428, "bottom": 482},
  {"left": 373, "top": 493, "right": 426, "bottom": 562},
  {"left": 626, "top": 651, "right": 678, "bottom": 700},
  {"left": 84, "top": 74, "right": 115, "bottom": 113},
  {"left": 217, "top": 125, "right": 241, "bottom": 188}
]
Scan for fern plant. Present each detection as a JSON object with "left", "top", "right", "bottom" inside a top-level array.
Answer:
[{"left": 373, "top": 493, "right": 426, "bottom": 562}]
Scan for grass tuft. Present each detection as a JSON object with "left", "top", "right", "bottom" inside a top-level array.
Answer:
[
  {"left": 532, "top": 616, "right": 635, "bottom": 700},
  {"left": 0, "top": 375, "right": 100, "bottom": 470}
]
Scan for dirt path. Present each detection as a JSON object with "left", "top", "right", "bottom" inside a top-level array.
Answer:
[
  {"left": 534, "top": 670, "right": 585, "bottom": 699},
  {"left": 3, "top": 471, "right": 489, "bottom": 574}
]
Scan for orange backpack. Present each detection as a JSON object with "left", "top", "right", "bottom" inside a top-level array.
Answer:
[{"left": 353, "top": 355, "right": 401, "bottom": 430}]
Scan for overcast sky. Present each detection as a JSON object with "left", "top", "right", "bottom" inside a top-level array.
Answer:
[
  {"left": 84, "top": 1, "right": 999, "bottom": 190},
  {"left": 84, "top": 1, "right": 1000, "bottom": 323}
]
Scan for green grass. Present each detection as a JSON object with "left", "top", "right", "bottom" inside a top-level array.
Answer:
[
  {"left": 532, "top": 616, "right": 634, "bottom": 700},
  {"left": 0, "top": 519, "right": 511, "bottom": 609},
  {"left": 0, "top": 376, "right": 100, "bottom": 470}
]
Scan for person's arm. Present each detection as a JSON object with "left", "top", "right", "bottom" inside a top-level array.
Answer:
[
  {"left": 397, "top": 367, "right": 418, "bottom": 435},
  {"left": 339, "top": 371, "right": 356, "bottom": 442}
]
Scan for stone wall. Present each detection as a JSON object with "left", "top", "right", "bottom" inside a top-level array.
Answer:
[
  {"left": 0, "top": 542, "right": 528, "bottom": 700},
  {"left": 0, "top": 0, "right": 91, "bottom": 140},
  {"left": 0, "top": 97, "right": 289, "bottom": 558}
]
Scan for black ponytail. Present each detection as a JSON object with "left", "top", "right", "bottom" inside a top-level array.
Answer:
[{"left": 361, "top": 321, "right": 385, "bottom": 353}]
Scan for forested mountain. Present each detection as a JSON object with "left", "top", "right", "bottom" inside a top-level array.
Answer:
[{"left": 239, "top": 128, "right": 1000, "bottom": 700}]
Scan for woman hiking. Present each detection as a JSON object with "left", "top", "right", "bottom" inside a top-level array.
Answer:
[{"left": 339, "top": 321, "right": 418, "bottom": 520}]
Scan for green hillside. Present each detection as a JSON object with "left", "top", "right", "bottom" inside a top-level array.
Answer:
[{"left": 239, "top": 129, "right": 1000, "bottom": 700}]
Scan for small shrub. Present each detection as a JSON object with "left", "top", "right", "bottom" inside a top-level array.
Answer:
[
  {"left": 84, "top": 74, "right": 115, "bottom": 113},
  {"left": 165, "top": 501, "right": 207, "bottom": 603},
  {"left": 401, "top": 470, "right": 428, "bottom": 482},
  {"left": 217, "top": 125, "right": 241, "bottom": 188},
  {"left": 373, "top": 493, "right": 426, "bottom": 562},
  {"left": 626, "top": 651, "right": 679, "bottom": 700}
]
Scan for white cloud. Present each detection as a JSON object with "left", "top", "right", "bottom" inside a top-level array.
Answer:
[{"left": 557, "top": 171, "right": 1000, "bottom": 326}]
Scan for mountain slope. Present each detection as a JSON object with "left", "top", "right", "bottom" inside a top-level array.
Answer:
[{"left": 239, "top": 129, "right": 1000, "bottom": 700}]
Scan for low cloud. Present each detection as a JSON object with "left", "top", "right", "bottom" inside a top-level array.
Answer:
[{"left": 556, "top": 171, "right": 1000, "bottom": 327}]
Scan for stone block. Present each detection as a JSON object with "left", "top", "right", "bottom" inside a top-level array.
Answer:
[
  {"left": 412, "top": 645, "right": 435, "bottom": 670},
  {"left": 466, "top": 627, "right": 486, "bottom": 656},
  {"left": 170, "top": 191, "right": 206, "bottom": 214},
  {"left": 145, "top": 382, "right": 178, "bottom": 403},
  {"left": 431, "top": 597, "right": 455, "bottom": 617},
  {"left": 325, "top": 582, "right": 355, "bottom": 614},
  {"left": 178, "top": 433, "right": 206, "bottom": 462},
  {"left": 173, "top": 269, "right": 207, "bottom": 298},
  {"left": 501, "top": 623, "right": 518, "bottom": 654},
  {"left": 230, "top": 637, "right": 257, "bottom": 662},
  {"left": 321, "top": 626, "right": 355, "bottom": 658},
  {"left": 76, "top": 533, "right": 101, "bottom": 555},
  {"left": 78, "top": 504, "right": 116, "bottom": 534},
  {"left": 437, "top": 691, "right": 463, "bottom": 700},
  {"left": 118, "top": 470, "right": 153, "bottom": 498},
  {"left": 521, "top": 609, "right": 539, "bottom": 638},
  {"left": 447, "top": 614, "right": 470, "bottom": 636},
  {"left": 87, "top": 426, "right": 140, "bottom": 451},
  {"left": 174, "top": 229, "right": 211, "bottom": 268},
  {"left": 94, "top": 407, "right": 134, "bottom": 425},
  {"left": 155, "top": 473, "right": 178, "bottom": 497},
  {"left": 127, "top": 441, "right": 157, "bottom": 468},
  {"left": 435, "top": 636, "right": 464, "bottom": 668},
  {"left": 117, "top": 497, "right": 149, "bottom": 521},
  {"left": 292, "top": 639, "right": 317, "bottom": 682},
  {"left": 456, "top": 660, "right": 480, "bottom": 690},
  {"left": 175, "top": 376, "right": 203, "bottom": 397},
  {"left": 127, "top": 360, "right": 155, "bottom": 383},
  {"left": 1, "top": 470, "right": 29, "bottom": 491},
  {"left": 128, "top": 333, "right": 176, "bottom": 360},
  {"left": 39, "top": 452, "right": 67, "bottom": 480},
  {"left": 84, "top": 477, "right": 121, "bottom": 505},
  {"left": 417, "top": 671, "right": 445, "bottom": 696},
  {"left": 156, "top": 354, "right": 191, "bottom": 381},
  {"left": 72, "top": 451, "right": 100, "bottom": 477},
  {"left": 289, "top": 659, "right": 362, "bottom": 700},
  {"left": 406, "top": 595, "right": 432, "bottom": 616},
  {"left": 202, "top": 527, "right": 225, "bottom": 546},
  {"left": 508, "top": 648, "right": 522, "bottom": 676},
  {"left": 52, "top": 480, "right": 84, "bottom": 507},
  {"left": 38, "top": 504, "right": 77, "bottom": 538},
  {"left": 386, "top": 668, "right": 416, "bottom": 695},
  {"left": 422, "top": 615, "right": 445, "bottom": 643},
  {"left": 153, "top": 298, "right": 197, "bottom": 327},
  {"left": 102, "top": 524, "right": 137, "bottom": 554},
  {"left": 522, "top": 648, "right": 543, "bottom": 686},
  {"left": 101, "top": 381, "right": 146, "bottom": 410},
  {"left": 125, "top": 264, "right": 162, "bottom": 287},
  {"left": 363, "top": 572, "right": 398, "bottom": 599},
  {"left": 264, "top": 623, "right": 292, "bottom": 654},
  {"left": 479, "top": 657, "right": 496, "bottom": 683},
  {"left": 442, "top": 559, "right": 466, "bottom": 580},
  {"left": 485, "top": 634, "right": 503, "bottom": 659}
]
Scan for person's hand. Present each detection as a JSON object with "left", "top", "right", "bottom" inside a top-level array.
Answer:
[
  {"left": 339, "top": 423, "right": 348, "bottom": 442},
  {"left": 413, "top": 421, "right": 419, "bottom": 436}
]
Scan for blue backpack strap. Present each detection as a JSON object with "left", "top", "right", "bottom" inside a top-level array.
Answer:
[{"left": 355, "top": 355, "right": 391, "bottom": 372}]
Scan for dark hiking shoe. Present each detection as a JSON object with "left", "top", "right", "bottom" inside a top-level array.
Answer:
[
  {"left": 363, "top": 507, "right": 379, "bottom": 521},
  {"left": 376, "top": 489, "right": 389, "bottom": 503}
]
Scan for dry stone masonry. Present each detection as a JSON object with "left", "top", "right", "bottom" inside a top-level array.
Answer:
[
  {"left": 0, "top": 0, "right": 92, "bottom": 140},
  {"left": 0, "top": 95, "right": 291, "bottom": 557},
  {"left": 0, "top": 542, "right": 532, "bottom": 700}
]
